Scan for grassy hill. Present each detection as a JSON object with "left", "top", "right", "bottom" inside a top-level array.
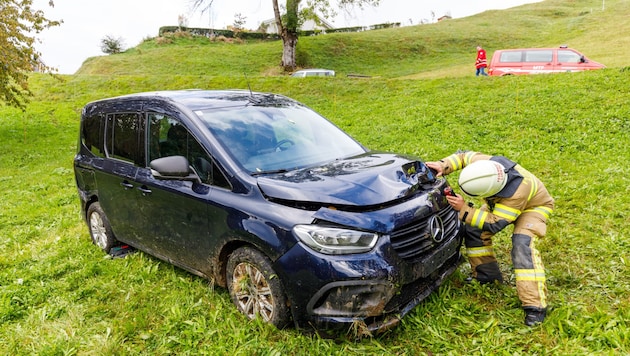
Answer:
[
  {"left": 1, "top": 0, "right": 629, "bottom": 354},
  {"left": 76, "top": 0, "right": 629, "bottom": 78}
]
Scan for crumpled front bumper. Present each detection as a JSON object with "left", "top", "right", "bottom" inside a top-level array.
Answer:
[
  {"left": 276, "top": 229, "right": 464, "bottom": 335},
  {"left": 305, "top": 250, "right": 463, "bottom": 335}
]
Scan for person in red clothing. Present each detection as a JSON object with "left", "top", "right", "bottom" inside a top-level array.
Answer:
[{"left": 475, "top": 46, "right": 488, "bottom": 76}]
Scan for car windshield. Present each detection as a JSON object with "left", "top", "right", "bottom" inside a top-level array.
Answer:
[{"left": 196, "top": 102, "right": 366, "bottom": 174}]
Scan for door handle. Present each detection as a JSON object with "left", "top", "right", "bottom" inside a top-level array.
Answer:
[
  {"left": 120, "top": 181, "right": 134, "bottom": 190},
  {"left": 137, "top": 186, "right": 152, "bottom": 196}
]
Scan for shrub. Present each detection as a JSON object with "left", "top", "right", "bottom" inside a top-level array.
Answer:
[{"left": 100, "top": 35, "right": 125, "bottom": 54}]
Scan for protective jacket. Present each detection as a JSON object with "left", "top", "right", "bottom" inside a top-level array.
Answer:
[
  {"left": 437, "top": 151, "right": 554, "bottom": 309},
  {"left": 439, "top": 151, "right": 554, "bottom": 232},
  {"left": 476, "top": 48, "right": 488, "bottom": 69}
]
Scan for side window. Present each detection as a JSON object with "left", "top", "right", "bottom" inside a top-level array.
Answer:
[
  {"left": 525, "top": 50, "right": 552, "bottom": 62},
  {"left": 147, "top": 114, "right": 181, "bottom": 160},
  {"left": 499, "top": 51, "right": 523, "bottom": 63},
  {"left": 147, "top": 113, "right": 231, "bottom": 188},
  {"left": 105, "top": 113, "right": 144, "bottom": 165},
  {"left": 558, "top": 50, "right": 582, "bottom": 63},
  {"left": 81, "top": 113, "right": 105, "bottom": 158}
]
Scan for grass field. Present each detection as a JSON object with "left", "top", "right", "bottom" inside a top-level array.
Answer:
[{"left": 1, "top": 0, "right": 629, "bottom": 354}]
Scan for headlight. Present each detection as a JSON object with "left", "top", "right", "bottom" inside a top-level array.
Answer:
[{"left": 293, "top": 225, "right": 378, "bottom": 255}]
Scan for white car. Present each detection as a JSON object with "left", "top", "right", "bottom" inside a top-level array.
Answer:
[{"left": 290, "top": 69, "right": 335, "bottom": 77}]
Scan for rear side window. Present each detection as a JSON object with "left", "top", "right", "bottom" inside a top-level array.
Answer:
[
  {"left": 306, "top": 71, "right": 331, "bottom": 77},
  {"left": 499, "top": 51, "right": 523, "bottom": 63},
  {"left": 81, "top": 114, "right": 105, "bottom": 158},
  {"left": 524, "top": 50, "right": 553, "bottom": 62},
  {"left": 105, "top": 113, "right": 145, "bottom": 165}
]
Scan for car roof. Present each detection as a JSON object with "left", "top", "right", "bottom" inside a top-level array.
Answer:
[
  {"left": 494, "top": 47, "right": 578, "bottom": 51},
  {"left": 86, "top": 89, "right": 296, "bottom": 111},
  {"left": 294, "top": 69, "right": 333, "bottom": 72}
]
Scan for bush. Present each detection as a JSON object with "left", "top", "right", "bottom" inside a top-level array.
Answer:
[{"left": 100, "top": 35, "right": 125, "bottom": 54}]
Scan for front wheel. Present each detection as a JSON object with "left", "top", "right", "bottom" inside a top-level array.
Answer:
[
  {"left": 226, "top": 247, "right": 291, "bottom": 328},
  {"left": 86, "top": 202, "right": 118, "bottom": 253}
]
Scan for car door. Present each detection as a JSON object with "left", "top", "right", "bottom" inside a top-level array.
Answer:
[
  {"left": 523, "top": 49, "right": 554, "bottom": 74},
  {"left": 131, "top": 111, "right": 232, "bottom": 274},
  {"left": 96, "top": 107, "right": 144, "bottom": 243},
  {"left": 555, "top": 49, "right": 584, "bottom": 73},
  {"left": 492, "top": 50, "right": 522, "bottom": 76}
]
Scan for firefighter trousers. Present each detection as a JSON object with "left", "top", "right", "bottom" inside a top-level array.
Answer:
[{"left": 464, "top": 210, "right": 548, "bottom": 309}]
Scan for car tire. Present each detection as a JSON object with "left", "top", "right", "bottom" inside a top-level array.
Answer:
[
  {"left": 226, "top": 246, "right": 291, "bottom": 328},
  {"left": 86, "top": 202, "right": 118, "bottom": 253}
]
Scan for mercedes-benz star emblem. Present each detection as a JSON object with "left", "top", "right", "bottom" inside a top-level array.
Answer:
[{"left": 429, "top": 215, "right": 445, "bottom": 243}]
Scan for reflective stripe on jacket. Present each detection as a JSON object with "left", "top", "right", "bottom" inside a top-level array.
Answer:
[
  {"left": 476, "top": 49, "right": 488, "bottom": 69},
  {"left": 439, "top": 151, "right": 554, "bottom": 233}
]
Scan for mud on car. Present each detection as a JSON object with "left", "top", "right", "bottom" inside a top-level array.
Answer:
[{"left": 74, "top": 89, "right": 463, "bottom": 334}]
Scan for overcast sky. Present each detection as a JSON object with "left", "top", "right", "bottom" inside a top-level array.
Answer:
[{"left": 33, "top": 0, "right": 541, "bottom": 74}]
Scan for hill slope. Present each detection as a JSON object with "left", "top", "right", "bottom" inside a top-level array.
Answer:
[{"left": 76, "top": 0, "right": 629, "bottom": 78}]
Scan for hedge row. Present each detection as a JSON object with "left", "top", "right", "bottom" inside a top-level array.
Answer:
[{"left": 158, "top": 22, "right": 401, "bottom": 40}]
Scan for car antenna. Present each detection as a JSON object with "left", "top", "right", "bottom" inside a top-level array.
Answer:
[
  {"left": 245, "top": 72, "right": 253, "bottom": 96},
  {"left": 244, "top": 72, "right": 264, "bottom": 105}
]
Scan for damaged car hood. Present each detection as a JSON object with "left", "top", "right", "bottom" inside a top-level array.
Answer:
[{"left": 256, "top": 153, "right": 436, "bottom": 206}]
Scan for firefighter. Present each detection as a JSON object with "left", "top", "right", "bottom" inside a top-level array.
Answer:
[{"left": 427, "top": 151, "right": 554, "bottom": 326}]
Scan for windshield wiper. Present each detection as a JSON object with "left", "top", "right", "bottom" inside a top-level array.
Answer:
[{"left": 251, "top": 168, "right": 290, "bottom": 176}]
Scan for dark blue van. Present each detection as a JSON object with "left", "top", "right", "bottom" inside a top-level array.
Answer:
[{"left": 74, "top": 89, "right": 462, "bottom": 334}]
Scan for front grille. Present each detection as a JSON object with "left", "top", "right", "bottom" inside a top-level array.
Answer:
[{"left": 390, "top": 207, "right": 459, "bottom": 262}]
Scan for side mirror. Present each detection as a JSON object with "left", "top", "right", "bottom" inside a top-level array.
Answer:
[
  {"left": 580, "top": 55, "right": 587, "bottom": 63},
  {"left": 150, "top": 156, "right": 198, "bottom": 181}
]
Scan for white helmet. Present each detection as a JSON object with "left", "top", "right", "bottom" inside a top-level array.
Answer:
[{"left": 458, "top": 160, "right": 507, "bottom": 197}]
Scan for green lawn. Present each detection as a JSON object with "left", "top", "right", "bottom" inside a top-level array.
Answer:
[
  {"left": 1, "top": 0, "right": 629, "bottom": 354},
  {"left": 1, "top": 68, "right": 628, "bottom": 355}
]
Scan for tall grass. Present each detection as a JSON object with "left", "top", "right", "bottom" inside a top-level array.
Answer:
[
  {"left": 2, "top": 67, "right": 628, "bottom": 355},
  {"left": 1, "top": 0, "right": 629, "bottom": 354}
]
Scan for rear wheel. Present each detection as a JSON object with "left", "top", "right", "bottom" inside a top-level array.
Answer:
[
  {"left": 226, "top": 247, "right": 290, "bottom": 328},
  {"left": 86, "top": 202, "right": 118, "bottom": 253}
]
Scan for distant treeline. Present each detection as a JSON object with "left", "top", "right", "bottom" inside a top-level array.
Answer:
[{"left": 158, "top": 22, "right": 401, "bottom": 40}]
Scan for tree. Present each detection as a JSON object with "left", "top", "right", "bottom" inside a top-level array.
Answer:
[
  {"left": 100, "top": 35, "right": 125, "bottom": 55},
  {"left": 0, "top": 0, "right": 60, "bottom": 109},
  {"left": 191, "top": 0, "right": 380, "bottom": 70},
  {"left": 232, "top": 13, "right": 247, "bottom": 38},
  {"left": 233, "top": 13, "right": 247, "bottom": 31}
]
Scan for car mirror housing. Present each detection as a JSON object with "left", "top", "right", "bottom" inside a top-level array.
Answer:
[{"left": 150, "top": 156, "right": 198, "bottom": 181}]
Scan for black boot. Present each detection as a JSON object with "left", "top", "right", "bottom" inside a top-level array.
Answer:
[
  {"left": 524, "top": 307, "right": 546, "bottom": 326},
  {"left": 472, "top": 262, "right": 504, "bottom": 284}
]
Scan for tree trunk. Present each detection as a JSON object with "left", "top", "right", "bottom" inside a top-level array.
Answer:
[
  {"left": 280, "top": 30, "right": 298, "bottom": 70},
  {"left": 273, "top": 0, "right": 300, "bottom": 71}
]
